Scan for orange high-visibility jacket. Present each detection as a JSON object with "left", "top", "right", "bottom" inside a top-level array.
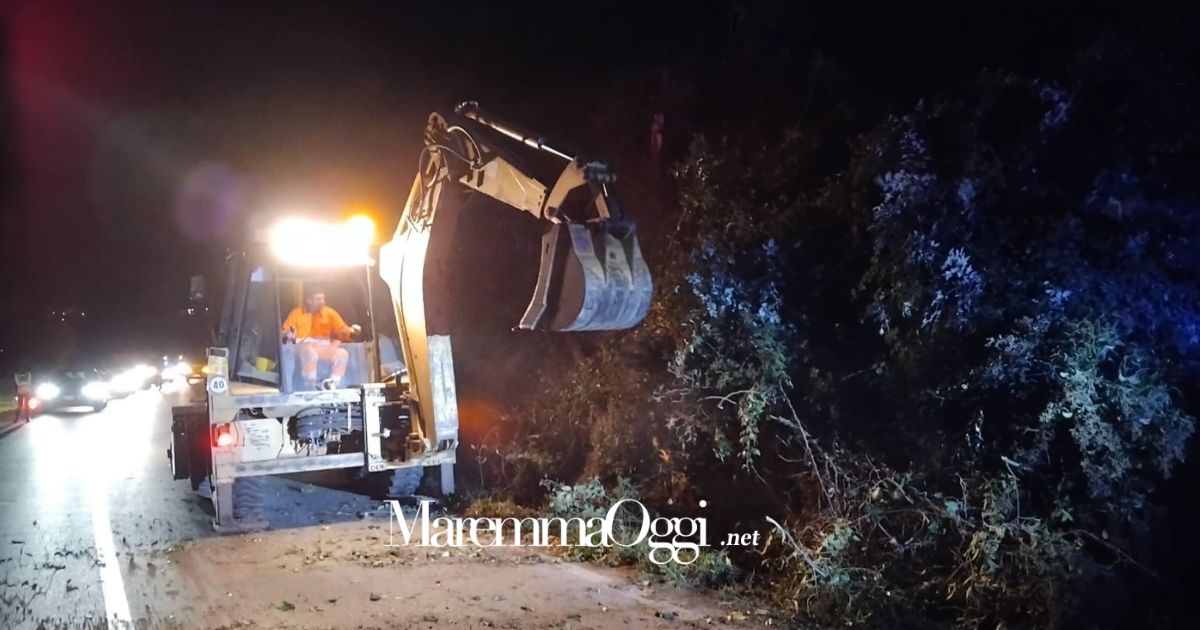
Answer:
[{"left": 282, "top": 306, "right": 353, "bottom": 341}]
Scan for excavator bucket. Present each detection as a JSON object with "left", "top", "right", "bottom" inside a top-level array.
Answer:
[
  {"left": 437, "top": 102, "right": 653, "bottom": 332},
  {"left": 519, "top": 222, "right": 652, "bottom": 331}
]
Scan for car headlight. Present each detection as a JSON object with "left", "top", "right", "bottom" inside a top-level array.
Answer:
[
  {"left": 36, "top": 383, "right": 60, "bottom": 400},
  {"left": 163, "top": 362, "right": 190, "bottom": 379},
  {"left": 82, "top": 381, "right": 110, "bottom": 400},
  {"left": 111, "top": 371, "right": 135, "bottom": 393}
]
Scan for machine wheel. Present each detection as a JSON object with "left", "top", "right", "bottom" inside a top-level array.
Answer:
[
  {"left": 388, "top": 468, "right": 424, "bottom": 496},
  {"left": 361, "top": 467, "right": 423, "bottom": 498},
  {"left": 232, "top": 476, "right": 268, "bottom": 524},
  {"left": 350, "top": 467, "right": 424, "bottom": 499}
]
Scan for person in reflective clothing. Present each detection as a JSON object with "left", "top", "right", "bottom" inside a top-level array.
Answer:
[{"left": 281, "top": 286, "right": 362, "bottom": 389}]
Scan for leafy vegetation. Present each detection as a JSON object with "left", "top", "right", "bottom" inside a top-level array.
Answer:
[{"left": 469, "top": 37, "right": 1200, "bottom": 628}]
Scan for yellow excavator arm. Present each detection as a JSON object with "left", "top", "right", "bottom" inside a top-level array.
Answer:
[{"left": 378, "top": 101, "right": 652, "bottom": 453}]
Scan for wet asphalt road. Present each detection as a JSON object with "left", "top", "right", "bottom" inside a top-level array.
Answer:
[
  {"left": 0, "top": 388, "right": 209, "bottom": 627},
  {"left": 0, "top": 386, "right": 387, "bottom": 629}
]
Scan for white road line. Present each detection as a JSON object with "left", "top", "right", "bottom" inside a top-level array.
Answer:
[{"left": 89, "top": 475, "right": 133, "bottom": 628}]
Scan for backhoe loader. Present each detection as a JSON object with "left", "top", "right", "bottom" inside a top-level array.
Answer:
[{"left": 167, "top": 102, "right": 652, "bottom": 530}]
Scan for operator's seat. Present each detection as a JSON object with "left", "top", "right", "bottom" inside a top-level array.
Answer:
[{"left": 278, "top": 343, "right": 371, "bottom": 392}]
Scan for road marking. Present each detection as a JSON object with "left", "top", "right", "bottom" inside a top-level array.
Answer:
[{"left": 89, "top": 474, "right": 133, "bottom": 628}]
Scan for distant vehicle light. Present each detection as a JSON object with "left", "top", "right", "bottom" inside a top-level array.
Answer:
[
  {"left": 111, "top": 368, "right": 143, "bottom": 394},
  {"left": 134, "top": 364, "right": 158, "bottom": 379},
  {"left": 162, "top": 361, "right": 191, "bottom": 379},
  {"left": 82, "top": 381, "right": 110, "bottom": 400},
  {"left": 268, "top": 216, "right": 374, "bottom": 267},
  {"left": 35, "top": 383, "right": 60, "bottom": 400}
]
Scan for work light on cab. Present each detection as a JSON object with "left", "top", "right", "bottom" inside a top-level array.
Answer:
[{"left": 268, "top": 216, "right": 376, "bottom": 267}]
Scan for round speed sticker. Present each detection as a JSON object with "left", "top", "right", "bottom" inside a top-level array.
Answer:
[{"left": 207, "top": 375, "right": 228, "bottom": 395}]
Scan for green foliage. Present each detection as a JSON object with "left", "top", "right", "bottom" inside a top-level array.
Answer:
[
  {"left": 544, "top": 476, "right": 638, "bottom": 520},
  {"left": 1031, "top": 320, "right": 1194, "bottom": 511},
  {"left": 661, "top": 547, "right": 741, "bottom": 589},
  {"left": 482, "top": 41, "right": 1199, "bottom": 629},
  {"left": 669, "top": 240, "right": 794, "bottom": 469},
  {"left": 540, "top": 476, "right": 741, "bottom": 587}
]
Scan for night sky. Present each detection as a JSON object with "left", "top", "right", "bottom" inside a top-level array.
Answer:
[{"left": 0, "top": 0, "right": 1182, "bottom": 370}]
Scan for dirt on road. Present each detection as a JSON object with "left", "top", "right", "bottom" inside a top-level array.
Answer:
[
  {"left": 0, "top": 402, "right": 780, "bottom": 630},
  {"left": 126, "top": 514, "right": 773, "bottom": 630}
]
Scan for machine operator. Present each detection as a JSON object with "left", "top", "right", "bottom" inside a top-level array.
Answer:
[{"left": 281, "top": 285, "right": 362, "bottom": 389}]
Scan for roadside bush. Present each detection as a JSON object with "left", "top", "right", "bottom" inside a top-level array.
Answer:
[{"left": 483, "top": 41, "right": 1199, "bottom": 628}]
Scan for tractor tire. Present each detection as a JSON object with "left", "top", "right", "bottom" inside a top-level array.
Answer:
[
  {"left": 350, "top": 467, "right": 424, "bottom": 499},
  {"left": 387, "top": 467, "right": 424, "bottom": 496},
  {"left": 233, "top": 476, "right": 268, "bottom": 525}
]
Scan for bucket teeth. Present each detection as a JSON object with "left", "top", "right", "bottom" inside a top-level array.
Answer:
[{"left": 519, "top": 223, "right": 652, "bottom": 332}]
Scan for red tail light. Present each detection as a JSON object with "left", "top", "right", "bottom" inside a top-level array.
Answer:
[{"left": 213, "top": 423, "right": 235, "bottom": 447}]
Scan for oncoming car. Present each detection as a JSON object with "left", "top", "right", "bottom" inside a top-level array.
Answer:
[
  {"left": 161, "top": 356, "right": 205, "bottom": 385},
  {"left": 29, "top": 369, "right": 112, "bottom": 414}
]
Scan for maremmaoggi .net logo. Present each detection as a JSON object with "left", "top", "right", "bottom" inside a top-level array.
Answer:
[{"left": 385, "top": 498, "right": 729, "bottom": 566}]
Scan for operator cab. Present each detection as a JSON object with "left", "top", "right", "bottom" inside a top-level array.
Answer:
[{"left": 218, "top": 218, "right": 404, "bottom": 393}]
